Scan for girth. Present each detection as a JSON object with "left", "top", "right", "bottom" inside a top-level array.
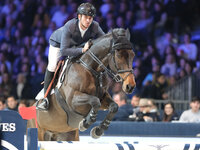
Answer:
[{"left": 54, "top": 88, "right": 84, "bottom": 128}]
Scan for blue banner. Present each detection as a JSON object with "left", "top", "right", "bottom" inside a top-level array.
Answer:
[{"left": 0, "top": 110, "right": 25, "bottom": 150}]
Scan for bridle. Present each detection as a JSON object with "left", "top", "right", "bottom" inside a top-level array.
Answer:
[
  {"left": 79, "top": 36, "right": 134, "bottom": 83},
  {"left": 110, "top": 48, "right": 134, "bottom": 83}
]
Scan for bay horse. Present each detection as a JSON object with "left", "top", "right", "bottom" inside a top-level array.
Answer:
[{"left": 27, "top": 28, "right": 136, "bottom": 141}]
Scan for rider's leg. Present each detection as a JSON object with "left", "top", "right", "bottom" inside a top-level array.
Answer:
[
  {"left": 37, "top": 45, "right": 61, "bottom": 110},
  {"left": 37, "top": 69, "right": 54, "bottom": 110}
]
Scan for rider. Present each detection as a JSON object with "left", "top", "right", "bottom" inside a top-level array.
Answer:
[{"left": 37, "top": 3, "right": 105, "bottom": 110}]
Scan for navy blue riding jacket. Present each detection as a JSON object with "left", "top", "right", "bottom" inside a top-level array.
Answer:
[{"left": 49, "top": 18, "right": 105, "bottom": 57}]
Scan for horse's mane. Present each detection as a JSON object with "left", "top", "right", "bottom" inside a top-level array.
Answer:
[{"left": 92, "top": 28, "right": 127, "bottom": 45}]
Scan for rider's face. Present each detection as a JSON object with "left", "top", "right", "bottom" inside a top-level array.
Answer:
[{"left": 78, "top": 14, "right": 93, "bottom": 30}]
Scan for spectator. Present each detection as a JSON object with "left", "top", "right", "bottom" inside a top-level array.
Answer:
[
  {"left": 51, "top": 5, "right": 68, "bottom": 28},
  {"left": 113, "top": 91, "right": 133, "bottom": 121},
  {"left": 141, "top": 73, "right": 168, "bottom": 100},
  {"left": 162, "top": 101, "right": 179, "bottom": 122},
  {"left": 125, "top": 10, "right": 136, "bottom": 29},
  {"left": 185, "top": 61, "right": 194, "bottom": 75},
  {"left": 105, "top": 17, "right": 116, "bottom": 32},
  {"left": 142, "top": 45, "right": 160, "bottom": 74},
  {"left": 0, "top": 52, "right": 12, "bottom": 73},
  {"left": 156, "top": 32, "right": 178, "bottom": 57},
  {"left": 0, "top": 97, "right": 6, "bottom": 110},
  {"left": 45, "top": 21, "right": 57, "bottom": 43},
  {"left": 135, "top": 98, "right": 160, "bottom": 122},
  {"left": 117, "top": 1, "right": 128, "bottom": 17},
  {"left": 151, "top": 73, "right": 168, "bottom": 100},
  {"left": 135, "top": 0, "right": 148, "bottom": 19},
  {"left": 142, "top": 62, "right": 160, "bottom": 86},
  {"left": 65, "top": 2, "right": 78, "bottom": 21},
  {"left": 179, "top": 97, "right": 200, "bottom": 123},
  {"left": 0, "top": 62, "right": 9, "bottom": 84},
  {"left": 23, "top": 36, "right": 33, "bottom": 54},
  {"left": 177, "top": 68, "right": 187, "bottom": 80},
  {"left": 176, "top": 57, "right": 187, "bottom": 74},
  {"left": 177, "top": 33, "right": 198, "bottom": 61},
  {"left": 6, "top": 96, "right": 18, "bottom": 111},
  {"left": 11, "top": 73, "right": 33, "bottom": 99},
  {"left": 0, "top": 73, "right": 13, "bottom": 97},
  {"left": 32, "top": 5, "right": 50, "bottom": 28},
  {"left": 12, "top": 47, "right": 28, "bottom": 75},
  {"left": 18, "top": 99, "right": 29, "bottom": 112},
  {"left": 161, "top": 54, "right": 177, "bottom": 77},
  {"left": 147, "top": 99, "right": 159, "bottom": 114},
  {"left": 152, "top": 1, "right": 167, "bottom": 37},
  {"left": 164, "top": 0, "right": 182, "bottom": 34},
  {"left": 49, "top": 0, "right": 62, "bottom": 16},
  {"left": 20, "top": 62, "right": 32, "bottom": 81},
  {"left": 133, "top": 67, "right": 143, "bottom": 91},
  {"left": 162, "top": 45, "right": 177, "bottom": 62},
  {"left": 167, "top": 75, "right": 177, "bottom": 86},
  {"left": 131, "top": 94, "right": 140, "bottom": 109},
  {"left": 12, "top": 28, "right": 23, "bottom": 46},
  {"left": 31, "top": 28, "right": 42, "bottom": 47},
  {"left": 132, "top": 9, "right": 152, "bottom": 45},
  {"left": 99, "top": 0, "right": 114, "bottom": 18},
  {"left": 116, "top": 16, "right": 125, "bottom": 28},
  {"left": 129, "top": 94, "right": 140, "bottom": 120},
  {"left": 30, "top": 60, "right": 46, "bottom": 97}
]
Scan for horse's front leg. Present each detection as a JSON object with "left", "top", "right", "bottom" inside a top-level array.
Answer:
[
  {"left": 72, "top": 92, "right": 101, "bottom": 131},
  {"left": 90, "top": 92, "right": 118, "bottom": 139}
]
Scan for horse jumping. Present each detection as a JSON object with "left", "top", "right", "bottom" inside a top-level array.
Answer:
[{"left": 27, "top": 28, "right": 136, "bottom": 141}]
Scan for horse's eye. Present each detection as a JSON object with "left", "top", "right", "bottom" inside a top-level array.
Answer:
[{"left": 116, "top": 53, "right": 122, "bottom": 58}]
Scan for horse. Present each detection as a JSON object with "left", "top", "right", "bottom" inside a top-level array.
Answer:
[{"left": 27, "top": 28, "right": 136, "bottom": 141}]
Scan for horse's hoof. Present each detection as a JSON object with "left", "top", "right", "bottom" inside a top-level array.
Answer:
[
  {"left": 79, "top": 120, "right": 87, "bottom": 132},
  {"left": 90, "top": 126, "right": 103, "bottom": 139}
]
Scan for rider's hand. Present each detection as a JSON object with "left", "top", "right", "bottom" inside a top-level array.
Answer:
[{"left": 82, "top": 42, "right": 90, "bottom": 53}]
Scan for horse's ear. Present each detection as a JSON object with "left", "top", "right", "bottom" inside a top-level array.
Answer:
[
  {"left": 112, "top": 29, "right": 117, "bottom": 42},
  {"left": 125, "top": 29, "right": 131, "bottom": 40}
]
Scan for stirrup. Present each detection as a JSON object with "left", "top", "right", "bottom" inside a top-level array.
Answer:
[{"left": 36, "top": 98, "right": 49, "bottom": 111}]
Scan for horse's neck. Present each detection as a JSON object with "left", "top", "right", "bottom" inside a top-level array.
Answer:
[{"left": 81, "top": 38, "right": 111, "bottom": 72}]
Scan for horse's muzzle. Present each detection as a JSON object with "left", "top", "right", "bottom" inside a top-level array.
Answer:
[
  {"left": 121, "top": 73, "right": 136, "bottom": 94},
  {"left": 125, "top": 84, "right": 135, "bottom": 94}
]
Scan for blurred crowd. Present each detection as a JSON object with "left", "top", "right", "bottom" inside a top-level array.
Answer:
[
  {"left": 0, "top": 0, "right": 200, "bottom": 111},
  {"left": 112, "top": 92, "right": 200, "bottom": 123}
]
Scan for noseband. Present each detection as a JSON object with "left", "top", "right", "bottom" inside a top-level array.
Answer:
[{"left": 80, "top": 37, "right": 133, "bottom": 83}]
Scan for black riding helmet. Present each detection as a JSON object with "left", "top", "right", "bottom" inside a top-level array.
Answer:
[{"left": 77, "top": 3, "right": 96, "bottom": 17}]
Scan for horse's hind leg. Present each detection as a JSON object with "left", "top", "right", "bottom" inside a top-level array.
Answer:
[
  {"left": 91, "top": 92, "right": 118, "bottom": 139},
  {"left": 72, "top": 93, "right": 101, "bottom": 131}
]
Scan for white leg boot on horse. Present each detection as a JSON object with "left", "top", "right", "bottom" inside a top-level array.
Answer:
[{"left": 37, "top": 69, "right": 54, "bottom": 111}]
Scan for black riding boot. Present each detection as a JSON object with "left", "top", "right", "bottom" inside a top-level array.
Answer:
[{"left": 37, "top": 69, "right": 54, "bottom": 110}]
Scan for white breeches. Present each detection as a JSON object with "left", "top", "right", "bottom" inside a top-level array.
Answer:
[{"left": 47, "top": 45, "right": 61, "bottom": 72}]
